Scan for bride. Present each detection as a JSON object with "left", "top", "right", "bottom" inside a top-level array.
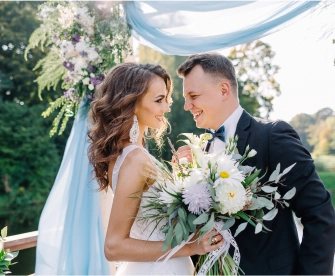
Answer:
[{"left": 88, "top": 63, "right": 223, "bottom": 275}]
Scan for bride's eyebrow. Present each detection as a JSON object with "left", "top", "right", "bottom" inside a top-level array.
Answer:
[{"left": 154, "top": 95, "right": 166, "bottom": 99}]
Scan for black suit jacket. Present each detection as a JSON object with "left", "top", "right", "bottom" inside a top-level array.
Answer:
[{"left": 230, "top": 110, "right": 335, "bottom": 275}]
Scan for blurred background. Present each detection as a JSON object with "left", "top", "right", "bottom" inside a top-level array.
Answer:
[{"left": 1, "top": 1, "right": 334, "bottom": 274}]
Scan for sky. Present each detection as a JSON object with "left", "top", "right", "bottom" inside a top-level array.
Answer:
[{"left": 251, "top": 4, "right": 335, "bottom": 122}]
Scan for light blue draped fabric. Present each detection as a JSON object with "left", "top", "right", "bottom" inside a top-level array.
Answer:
[
  {"left": 124, "top": 1, "right": 321, "bottom": 55},
  {"left": 35, "top": 104, "right": 110, "bottom": 275}
]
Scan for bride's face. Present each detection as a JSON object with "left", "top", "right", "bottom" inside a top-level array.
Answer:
[{"left": 135, "top": 76, "right": 170, "bottom": 130}]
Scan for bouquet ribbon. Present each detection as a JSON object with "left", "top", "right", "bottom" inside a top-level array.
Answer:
[{"left": 157, "top": 221, "right": 240, "bottom": 275}]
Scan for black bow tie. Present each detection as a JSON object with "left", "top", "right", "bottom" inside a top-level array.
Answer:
[{"left": 204, "top": 125, "right": 226, "bottom": 152}]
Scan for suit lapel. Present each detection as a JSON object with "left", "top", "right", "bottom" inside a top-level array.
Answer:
[{"left": 235, "top": 110, "right": 251, "bottom": 154}]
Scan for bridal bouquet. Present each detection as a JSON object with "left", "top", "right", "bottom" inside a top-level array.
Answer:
[
  {"left": 139, "top": 133, "right": 296, "bottom": 275},
  {"left": 25, "top": 1, "right": 132, "bottom": 135}
]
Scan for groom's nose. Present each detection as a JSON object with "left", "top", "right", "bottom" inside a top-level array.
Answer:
[{"left": 184, "top": 99, "right": 192, "bottom": 111}]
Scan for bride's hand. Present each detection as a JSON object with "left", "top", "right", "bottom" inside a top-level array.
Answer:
[{"left": 187, "top": 230, "right": 224, "bottom": 256}]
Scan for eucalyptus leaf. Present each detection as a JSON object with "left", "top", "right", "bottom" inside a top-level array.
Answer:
[
  {"left": 234, "top": 222, "right": 248, "bottom": 237},
  {"left": 247, "top": 199, "right": 262, "bottom": 210},
  {"left": 257, "top": 197, "right": 274, "bottom": 209},
  {"left": 282, "top": 187, "right": 296, "bottom": 200},
  {"left": 178, "top": 207, "right": 187, "bottom": 222},
  {"left": 162, "top": 226, "right": 173, "bottom": 252},
  {"left": 263, "top": 208, "right": 278, "bottom": 221},
  {"left": 281, "top": 163, "right": 296, "bottom": 176},
  {"left": 193, "top": 213, "right": 209, "bottom": 225},
  {"left": 283, "top": 201, "right": 290, "bottom": 207},
  {"left": 187, "top": 213, "right": 197, "bottom": 232},
  {"left": 221, "top": 217, "right": 235, "bottom": 230},
  {"left": 274, "top": 192, "right": 281, "bottom": 200},
  {"left": 269, "top": 163, "right": 280, "bottom": 182},
  {"left": 175, "top": 223, "right": 183, "bottom": 245},
  {"left": 261, "top": 186, "right": 277, "bottom": 193},
  {"left": 255, "top": 222, "right": 262, "bottom": 234},
  {"left": 232, "top": 153, "right": 242, "bottom": 160},
  {"left": 200, "top": 213, "right": 214, "bottom": 233}
]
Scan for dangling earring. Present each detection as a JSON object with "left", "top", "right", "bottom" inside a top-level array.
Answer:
[{"left": 129, "top": 115, "right": 139, "bottom": 144}]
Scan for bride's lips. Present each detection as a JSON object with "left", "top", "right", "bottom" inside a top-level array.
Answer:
[{"left": 193, "top": 111, "right": 203, "bottom": 121}]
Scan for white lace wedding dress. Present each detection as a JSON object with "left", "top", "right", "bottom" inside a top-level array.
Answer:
[{"left": 111, "top": 145, "right": 194, "bottom": 275}]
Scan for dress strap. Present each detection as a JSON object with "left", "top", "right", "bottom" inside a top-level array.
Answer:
[{"left": 112, "top": 145, "right": 143, "bottom": 193}]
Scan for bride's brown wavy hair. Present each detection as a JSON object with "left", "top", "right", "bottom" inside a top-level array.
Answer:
[{"left": 88, "top": 62, "right": 172, "bottom": 190}]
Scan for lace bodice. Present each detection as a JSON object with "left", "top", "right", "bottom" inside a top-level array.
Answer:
[{"left": 112, "top": 145, "right": 166, "bottom": 241}]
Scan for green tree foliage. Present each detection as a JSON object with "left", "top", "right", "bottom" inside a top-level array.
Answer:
[
  {"left": 290, "top": 107, "right": 335, "bottom": 156},
  {"left": 0, "top": 1, "right": 56, "bottom": 105},
  {"left": 228, "top": 40, "right": 281, "bottom": 118},
  {"left": 0, "top": 100, "right": 64, "bottom": 224},
  {"left": 289, "top": 113, "right": 315, "bottom": 152},
  {"left": 138, "top": 42, "right": 280, "bottom": 159}
]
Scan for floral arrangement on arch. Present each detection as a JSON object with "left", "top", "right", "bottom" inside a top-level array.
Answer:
[
  {"left": 139, "top": 134, "right": 296, "bottom": 275},
  {"left": 25, "top": 1, "right": 132, "bottom": 135}
]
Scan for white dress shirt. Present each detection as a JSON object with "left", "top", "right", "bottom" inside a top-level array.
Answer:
[{"left": 208, "top": 105, "right": 244, "bottom": 153}]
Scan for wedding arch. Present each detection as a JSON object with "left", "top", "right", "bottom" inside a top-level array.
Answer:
[{"left": 30, "top": 1, "right": 321, "bottom": 274}]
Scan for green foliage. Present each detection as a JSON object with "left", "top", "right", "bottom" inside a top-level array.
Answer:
[
  {"left": 318, "top": 171, "right": 335, "bottom": 207},
  {"left": 290, "top": 107, "right": 335, "bottom": 155},
  {"left": 228, "top": 40, "right": 281, "bottom": 118},
  {"left": 0, "top": 1, "right": 55, "bottom": 105},
  {"left": 0, "top": 100, "right": 63, "bottom": 218},
  {"left": 1, "top": 227, "right": 19, "bottom": 275}
]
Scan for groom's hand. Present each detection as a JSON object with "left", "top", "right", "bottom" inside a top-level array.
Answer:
[{"left": 172, "top": 145, "right": 192, "bottom": 164}]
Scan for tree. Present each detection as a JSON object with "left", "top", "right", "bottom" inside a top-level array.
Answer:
[
  {"left": 289, "top": 113, "right": 315, "bottom": 152},
  {"left": 0, "top": 100, "right": 62, "bottom": 224},
  {"left": 228, "top": 40, "right": 280, "bottom": 118},
  {"left": 0, "top": 1, "right": 56, "bottom": 105}
]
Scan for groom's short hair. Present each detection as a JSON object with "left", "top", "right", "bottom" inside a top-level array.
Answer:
[{"left": 177, "top": 52, "right": 238, "bottom": 95}]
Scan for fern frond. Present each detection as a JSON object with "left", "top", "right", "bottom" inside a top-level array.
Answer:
[
  {"left": 58, "top": 114, "right": 70, "bottom": 135},
  {"left": 49, "top": 104, "right": 67, "bottom": 137},
  {"left": 34, "top": 50, "right": 67, "bottom": 100},
  {"left": 24, "top": 24, "right": 54, "bottom": 60},
  {"left": 42, "top": 96, "right": 67, "bottom": 118}
]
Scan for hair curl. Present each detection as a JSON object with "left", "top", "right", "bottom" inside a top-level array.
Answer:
[{"left": 88, "top": 63, "right": 172, "bottom": 191}]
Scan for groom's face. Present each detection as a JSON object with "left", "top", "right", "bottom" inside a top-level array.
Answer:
[{"left": 183, "top": 65, "right": 225, "bottom": 130}]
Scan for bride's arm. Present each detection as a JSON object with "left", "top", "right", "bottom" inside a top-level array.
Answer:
[{"left": 104, "top": 149, "right": 223, "bottom": 262}]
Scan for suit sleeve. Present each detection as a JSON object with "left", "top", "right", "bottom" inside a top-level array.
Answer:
[{"left": 269, "top": 121, "right": 335, "bottom": 275}]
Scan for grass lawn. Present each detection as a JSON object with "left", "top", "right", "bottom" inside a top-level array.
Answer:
[{"left": 318, "top": 171, "right": 335, "bottom": 206}]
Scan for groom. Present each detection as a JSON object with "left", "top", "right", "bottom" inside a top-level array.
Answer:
[{"left": 176, "top": 53, "right": 335, "bottom": 275}]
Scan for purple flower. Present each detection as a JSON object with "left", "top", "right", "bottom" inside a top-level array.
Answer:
[
  {"left": 53, "top": 34, "right": 59, "bottom": 40},
  {"left": 87, "top": 64, "right": 94, "bottom": 73},
  {"left": 79, "top": 51, "right": 88, "bottom": 57},
  {"left": 90, "top": 77, "right": 101, "bottom": 86},
  {"left": 63, "top": 31, "right": 68, "bottom": 38},
  {"left": 65, "top": 77, "right": 71, "bottom": 83},
  {"left": 87, "top": 94, "right": 92, "bottom": 100},
  {"left": 62, "top": 61, "right": 74, "bottom": 71},
  {"left": 72, "top": 34, "right": 80, "bottom": 45}
]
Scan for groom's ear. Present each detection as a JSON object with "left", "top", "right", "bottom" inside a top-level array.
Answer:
[{"left": 219, "top": 81, "right": 230, "bottom": 99}]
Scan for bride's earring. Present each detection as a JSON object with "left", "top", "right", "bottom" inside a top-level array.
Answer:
[{"left": 129, "top": 115, "right": 139, "bottom": 144}]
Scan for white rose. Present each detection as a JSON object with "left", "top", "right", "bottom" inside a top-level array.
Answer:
[
  {"left": 90, "top": 73, "right": 95, "bottom": 78},
  {"left": 82, "top": 77, "right": 90, "bottom": 85},
  {"left": 88, "top": 84, "right": 94, "bottom": 90}
]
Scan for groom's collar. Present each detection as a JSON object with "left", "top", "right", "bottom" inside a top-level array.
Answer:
[{"left": 213, "top": 105, "right": 243, "bottom": 141}]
